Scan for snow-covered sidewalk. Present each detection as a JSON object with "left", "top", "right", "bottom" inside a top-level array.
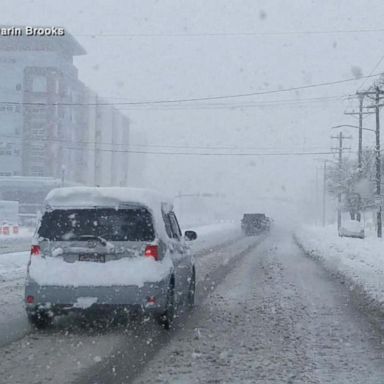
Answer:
[
  {"left": 0, "top": 227, "right": 33, "bottom": 255},
  {"left": 295, "top": 224, "right": 384, "bottom": 312}
]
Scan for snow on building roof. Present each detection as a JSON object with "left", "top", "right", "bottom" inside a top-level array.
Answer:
[{"left": 44, "top": 187, "right": 173, "bottom": 212}]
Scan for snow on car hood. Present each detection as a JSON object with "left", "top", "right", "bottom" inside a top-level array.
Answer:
[{"left": 28, "top": 255, "right": 173, "bottom": 288}]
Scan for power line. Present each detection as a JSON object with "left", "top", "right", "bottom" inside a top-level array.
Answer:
[
  {"left": 102, "top": 95, "right": 348, "bottom": 110},
  {"left": 63, "top": 145, "right": 335, "bottom": 157},
  {"left": 1, "top": 93, "right": 346, "bottom": 106},
  {"left": 19, "top": 94, "right": 346, "bottom": 110},
  {"left": 116, "top": 99, "right": 345, "bottom": 111},
  {"left": 1, "top": 73, "right": 381, "bottom": 107},
  {"left": 0, "top": 133, "right": 331, "bottom": 151},
  {"left": 102, "top": 93, "right": 343, "bottom": 103},
  {"left": 6, "top": 94, "right": 347, "bottom": 112},
  {"left": 75, "top": 28, "right": 384, "bottom": 38},
  {"left": 358, "top": 53, "right": 384, "bottom": 91}
]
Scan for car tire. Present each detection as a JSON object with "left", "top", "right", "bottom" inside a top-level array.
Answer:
[
  {"left": 27, "top": 310, "right": 52, "bottom": 329},
  {"left": 158, "top": 280, "right": 175, "bottom": 330},
  {"left": 187, "top": 269, "right": 196, "bottom": 308}
]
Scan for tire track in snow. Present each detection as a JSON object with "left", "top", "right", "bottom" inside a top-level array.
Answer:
[
  {"left": 74, "top": 235, "right": 266, "bottom": 384},
  {"left": 0, "top": 234, "right": 265, "bottom": 384}
]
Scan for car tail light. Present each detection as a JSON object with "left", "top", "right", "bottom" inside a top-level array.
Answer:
[
  {"left": 31, "top": 245, "right": 41, "bottom": 256},
  {"left": 144, "top": 245, "right": 159, "bottom": 261},
  {"left": 26, "top": 295, "right": 34, "bottom": 304}
]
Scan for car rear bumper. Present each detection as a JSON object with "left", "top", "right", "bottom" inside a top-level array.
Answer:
[{"left": 25, "top": 278, "right": 169, "bottom": 315}]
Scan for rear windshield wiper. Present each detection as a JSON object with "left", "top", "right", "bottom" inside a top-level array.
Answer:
[{"left": 77, "top": 235, "right": 109, "bottom": 246}]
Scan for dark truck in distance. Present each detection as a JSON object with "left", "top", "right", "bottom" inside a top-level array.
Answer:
[{"left": 241, "top": 213, "right": 271, "bottom": 236}]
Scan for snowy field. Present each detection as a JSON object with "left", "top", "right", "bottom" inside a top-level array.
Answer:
[{"left": 295, "top": 224, "right": 384, "bottom": 314}]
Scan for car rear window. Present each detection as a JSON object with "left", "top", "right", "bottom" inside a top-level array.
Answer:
[{"left": 38, "top": 208, "right": 155, "bottom": 241}]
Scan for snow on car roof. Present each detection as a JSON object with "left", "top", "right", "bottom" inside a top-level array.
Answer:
[{"left": 44, "top": 187, "right": 173, "bottom": 212}]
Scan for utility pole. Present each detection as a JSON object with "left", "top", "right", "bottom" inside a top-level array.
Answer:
[
  {"left": 315, "top": 167, "right": 320, "bottom": 224},
  {"left": 322, "top": 161, "right": 327, "bottom": 227},
  {"left": 365, "top": 86, "right": 384, "bottom": 237},
  {"left": 358, "top": 94, "right": 364, "bottom": 169},
  {"left": 375, "top": 86, "right": 382, "bottom": 238},
  {"left": 331, "top": 132, "right": 351, "bottom": 232},
  {"left": 357, "top": 95, "right": 364, "bottom": 222},
  {"left": 345, "top": 93, "right": 375, "bottom": 221},
  {"left": 345, "top": 98, "right": 373, "bottom": 164},
  {"left": 337, "top": 132, "right": 343, "bottom": 230}
]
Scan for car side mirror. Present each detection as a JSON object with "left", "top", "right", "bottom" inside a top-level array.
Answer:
[{"left": 184, "top": 230, "right": 197, "bottom": 241}]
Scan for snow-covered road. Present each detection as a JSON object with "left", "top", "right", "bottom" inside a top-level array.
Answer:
[
  {"left": 2, "top": 226, "right": 384, "bottom": 383},
  {"left": 132, "top": 228, "right": 384, "bottom": 384},
  {"left": 0, "top": 222, "right": 254, "bottom": 384}
]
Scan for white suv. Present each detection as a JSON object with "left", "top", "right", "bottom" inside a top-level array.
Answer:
[{"left": 25, "top": 187, "right": 197, "bottom": 329}]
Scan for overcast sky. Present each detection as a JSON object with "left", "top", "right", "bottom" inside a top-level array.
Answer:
[{"left": 3, "top": 0, "right": 384, "bottom": 220}]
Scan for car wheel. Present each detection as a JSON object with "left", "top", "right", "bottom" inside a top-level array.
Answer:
[
  {"left": 27, "top": 310, "right": 53, "bottom": 329},
  {"left": 187, "top": 269, "right": 196, "bottom": 308},
  {"left": 158, "top": 280, "right": 175, "bottom": 330}
]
